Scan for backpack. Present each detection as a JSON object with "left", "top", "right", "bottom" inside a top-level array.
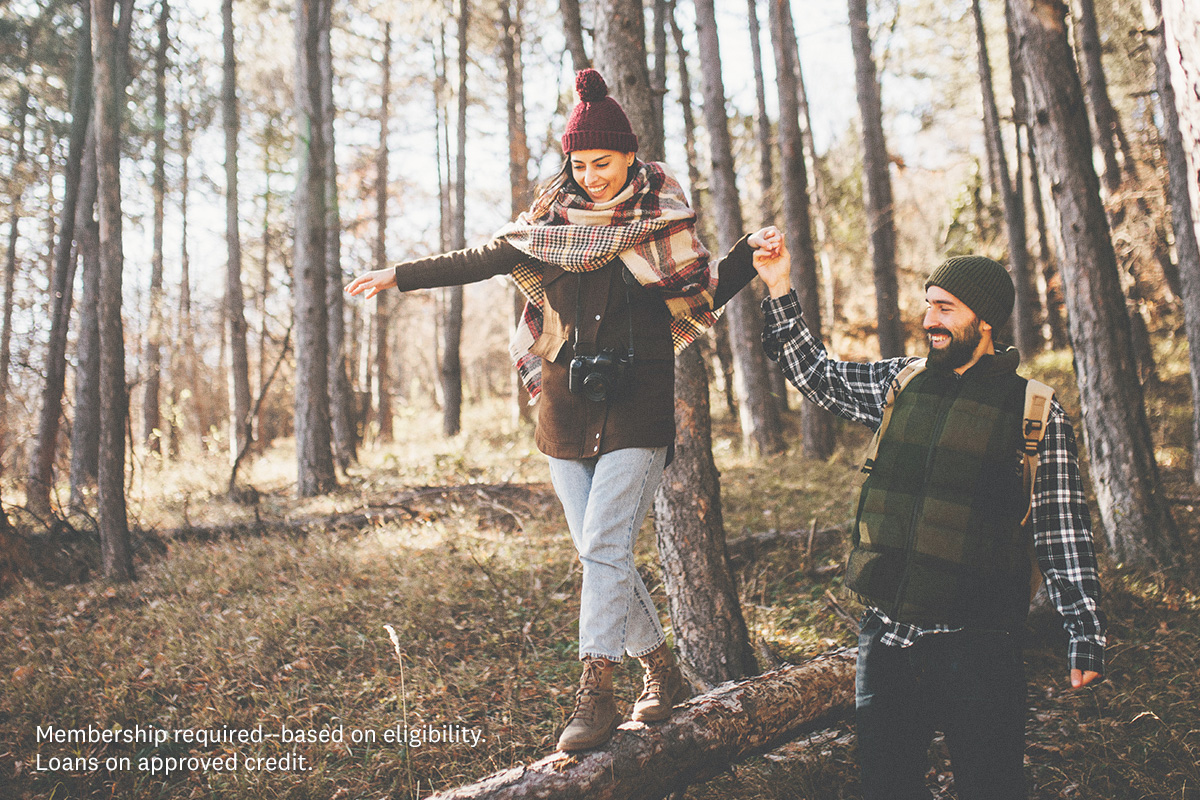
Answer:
[{"left": 860, "top": 359, "right": 1055, "bottom": 598}]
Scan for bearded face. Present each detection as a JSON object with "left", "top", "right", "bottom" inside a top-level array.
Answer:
[{"left": 925, "top": 313, "right": 984, "bottom": 370}]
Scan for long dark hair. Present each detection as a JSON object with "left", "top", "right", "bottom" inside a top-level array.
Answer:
[
  {"left": 528, "top": 158, "right": 583, "bottom": 221},
  {"left": 527, "top": 155, "right": 640, "bottom": 221}
]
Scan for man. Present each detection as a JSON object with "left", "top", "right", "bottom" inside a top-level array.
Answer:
[{"left": 751, "top": 232, "right": 1105, "bottom": 799}]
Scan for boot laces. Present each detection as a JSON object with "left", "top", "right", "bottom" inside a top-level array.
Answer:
[{"left": 571, "top": 661, "right": 608, "bottom": 722}]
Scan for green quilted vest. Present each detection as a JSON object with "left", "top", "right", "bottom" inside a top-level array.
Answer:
[{"left": 848, "top": 349, "right": 1033, "bottom": 631}]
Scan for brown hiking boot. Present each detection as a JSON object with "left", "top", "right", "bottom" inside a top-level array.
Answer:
[
  {"left": 632, "top": 642, "right": 688, "bottom": 722},
  {"left": 556, "top": 658, "right": 618, "bottom": 751}
]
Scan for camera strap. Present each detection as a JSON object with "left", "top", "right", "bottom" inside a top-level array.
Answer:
[{"left": 571, "top": 264, "right": 635, "bottom": 359}]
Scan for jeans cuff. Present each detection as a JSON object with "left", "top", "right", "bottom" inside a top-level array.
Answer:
[{"left": 628, "top": 637, "right": 667, "bottom": 660}]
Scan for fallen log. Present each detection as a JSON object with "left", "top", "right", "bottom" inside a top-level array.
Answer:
[{"left": 420, "top": 648, "right": 857, "bottom": 800}]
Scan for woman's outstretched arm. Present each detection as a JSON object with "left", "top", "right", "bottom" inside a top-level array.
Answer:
[{"left": 345, "top": 238, "right": 525, "bottom": 299}]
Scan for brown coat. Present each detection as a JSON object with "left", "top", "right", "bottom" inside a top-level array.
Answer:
[{"left": 393, "top": 235, "right": 752, "bottom": 459}]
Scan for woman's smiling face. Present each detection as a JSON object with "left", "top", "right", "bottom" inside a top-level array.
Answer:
[{"left": 570, "top": 149, "right": 635, "bottom": 203}]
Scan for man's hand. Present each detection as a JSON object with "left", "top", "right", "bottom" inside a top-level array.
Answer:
[
  {"left": 1070, "top": 669, "right": 1101, "bottom": 689},
  {"left": 748, "top": 226, "right": 792, "bottom": 299},
  {"left": 345, "top": 268, "right": 397, "bottom": 300}
]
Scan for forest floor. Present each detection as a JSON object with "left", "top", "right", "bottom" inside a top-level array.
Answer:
[{"left": 2, "top": 344, "right": 1199, "bottom": 800}]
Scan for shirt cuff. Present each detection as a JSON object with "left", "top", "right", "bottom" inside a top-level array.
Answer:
[
  {"left": 1068, "top": 638, "right": 1105, "bottom": 676},
  {"left": 761, "top": 288, "right": 803, "bottom": 324}
]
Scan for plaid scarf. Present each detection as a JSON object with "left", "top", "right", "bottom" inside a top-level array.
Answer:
[{"left": 496, "top": 161, "right": 717, "bottom": 399}]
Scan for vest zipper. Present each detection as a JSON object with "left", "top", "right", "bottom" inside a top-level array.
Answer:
[{"left": 889, "top": 372, "right": 961, "bottom": 620}]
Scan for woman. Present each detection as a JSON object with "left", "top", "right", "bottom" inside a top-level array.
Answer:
[{"left": 347, "top": 69, "right": 780, "bottom": 751}]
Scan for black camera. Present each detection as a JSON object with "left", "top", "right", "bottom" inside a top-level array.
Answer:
[{"left": 568, "top": 348, "right": 632, "bottom": 402}]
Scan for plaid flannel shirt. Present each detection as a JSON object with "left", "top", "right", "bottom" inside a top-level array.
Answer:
[{"left": 761, "top": 290, "right": 1106, "bottom": 674}]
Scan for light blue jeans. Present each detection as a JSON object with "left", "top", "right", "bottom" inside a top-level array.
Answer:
[{"left": 547, "top": 446, "right": 669, "bottom": 662}]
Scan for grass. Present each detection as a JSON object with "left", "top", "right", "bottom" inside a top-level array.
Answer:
[{"left": 2, "top": 360, "right": 1199, "bottom": 800}]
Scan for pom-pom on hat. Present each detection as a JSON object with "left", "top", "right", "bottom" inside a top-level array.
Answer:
[
  {"left": 561, "top": 69, "right": 639, "bottom": 155},
  {"left": 924, "top": 255, "right": 1015, "bottom": 328}
]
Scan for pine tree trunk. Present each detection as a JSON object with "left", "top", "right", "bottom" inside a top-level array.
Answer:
[
  {"left": 293, "top": 0, "right": 336, "bottom": 496},
  {"left": 375, "top": 20, "right": 394, "bottom": 442},
  {"left": 1, "top": 81, "right": 30, "bottom": 479},
  {"left": 973, "top": 0, "right": 1037, "bottom": 359},
  {"left": 176, "top": 103, "right": 196, "bottom": 455},
  {"left": 443, "top": 0, "right": 469, "bottom": 438},
  {"left": 1009, "top": 0, "right": 1182, "bottom": 571},
  {"left": 560, "top": 0, "right": 590, "bottom": 72},
  {"left": 91, "top": 0, "right": 134, "bottom": 582},
  {"left": 222, "top": 0, "right": 253, "bottom": 469},
  {"left": 1074, "top": 0, "right": 1130, "bottom": 192},
  {"left": 654, "top": 346, "right": 759, "bottom": 683},
  {"left": 27, "top": 8, "right": 92, "bottom": 517},
  {"left": 143, "top": 0, "right": 168, "bottom": 454},
  {"left": 748, "top": 0, "right": 791, "bottom": 413},
  {"left": 1146, "top": 0, "right": 1200, "bottom": 486},
  {"left": 319, "top": 0, "right": 356, "bottom": 470},
  {"left": 500, "top": 0, "right": 535, "bottom": 423},
  {"left": 694, "top": 0, "right": 785, "bottom": 456},
  {"left": 593, "top": 0, "right": 662, "bottom": 162},
  {"left": 793, "top": 28, "right": 839, "bottom": 329},
  {"left": 256, "top": 129, "right": 275, "bottom": 447},
  {"left": 668, "top": 0, "right": 703, "bottom": 227},
  {"left": 847, "top": 0, "right": 905, "bottom": 358},
  {"left": 70, "top": 170, "right": 101, "bottom": 509},
  {"left": 749, "top": 0, "right": 774, "bottom": 229},
  {"left": 772, "top": 0, "right": 837, "bottom": 460}
]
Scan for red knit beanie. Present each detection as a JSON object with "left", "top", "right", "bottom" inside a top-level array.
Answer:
[{"left": 561, "top": 69, "right": 638, "bottom": 155}]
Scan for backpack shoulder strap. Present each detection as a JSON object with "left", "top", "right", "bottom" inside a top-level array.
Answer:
[
  {"left": 1020, "top": 378, "right": 1055, "bottom": 526},
  {"left": 862, "top": 358, "right": 926, "bottom": 475},
  {"left": 1021, "top": 378, "right": 1055, "bottom": 604}
]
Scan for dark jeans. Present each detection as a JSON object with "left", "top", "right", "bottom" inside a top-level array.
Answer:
[{"left": 855, "top": 615, "right": 1028, "bottom": 800}]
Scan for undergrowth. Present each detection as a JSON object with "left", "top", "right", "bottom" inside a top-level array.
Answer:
[{"left": 2, "top": 359, "right": 1198, "bottom": 799}]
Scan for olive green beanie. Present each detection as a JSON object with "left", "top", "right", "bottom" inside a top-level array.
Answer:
[{"left": 924, "top": 255, "right": 1015, "bottom": 328}]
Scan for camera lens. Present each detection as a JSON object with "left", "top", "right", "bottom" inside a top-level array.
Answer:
[{"left": 582, "top": 371, "right": 608, "bottom": 402}]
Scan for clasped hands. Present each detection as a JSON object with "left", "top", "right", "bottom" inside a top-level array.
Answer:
[{"left": 747, "top": 226, "right": 792, "bottom": 299}]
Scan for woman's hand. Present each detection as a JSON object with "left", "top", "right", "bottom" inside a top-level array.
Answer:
[
  {"left": 748, "top": 227, "right": 792, "bottom": 299},
  {"left": 344, "top": 268, "right": 397, "bottom": 300}
]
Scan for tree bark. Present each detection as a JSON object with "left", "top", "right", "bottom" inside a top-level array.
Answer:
[
  {"left": 749, "top": 0, "right": 791, "bottom": 413},
  {"left": 1, "top": 73, "right": 31, "bottom": 480},
  {"left": 443, "top": 0, "right": 469, "bottom": 438},
  {"left": 694, "top": 0, "right": 786, "bottom": 456},
  {"left": 143, "top": 0, "right": 168, "bottom": 454},
  {"left": 1009, "top": 0, "right": 1182, "bottom": 571},
  {"left": 70, "top": 161, "right": 101, "bottom": 509},
  {"left": 293, "top": 0, "right": 336, "bottom": 496},
  {"left": 27, "top": 5, "right": 92, "bottom": 517},
  {"left": 749, "top": 0, "right": 774, "bottom": 229},
  {"left": 1146, "top": 0, "right": 1200, "bottom": 486},
  {"left": 419, "top": 649, "right": 855, "bottom": 800},
  {"left": 92, "top": 0, "right": 134, "bottom": 582},
  {"left": 222, "top": 0, "right": 253, "bottom": 470},
  {"left": 320, "top": 0, "right": 356, "bottom": 471},
  {"left": 1074, "top": 0, "right": 1131, "bottom": 192},
  {"left": 668, "top": 0, "right": 703, "bottom": 226},
  {"left": 560, "top": 0, "right": 590, "bottom": 72},
  {"left": 772, "top": 0, "right": 837, "bottom": 460},
  {"left": 593, "top": 0, "right": 663, "bottom": 162},
  {"left": 175, "top": 102, "right": 197, "bottom": 455},
  {"left": 500, "top": 0, "right": 536, "bottom": 423},
  {"left": 654, "top": 346, "right": 759, "bottom": 684},
  {"left": 847, "top": 0, "right": 905, "bottom": 358},
  {"left": 375, "top": 20, "right": 394, "bottom": 443},
  {"left": 73, "top": 0, "right": 134, "bottom": 511},
  {"left": 973, "top": 0, "right": 1037, "bottom": 359}
]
